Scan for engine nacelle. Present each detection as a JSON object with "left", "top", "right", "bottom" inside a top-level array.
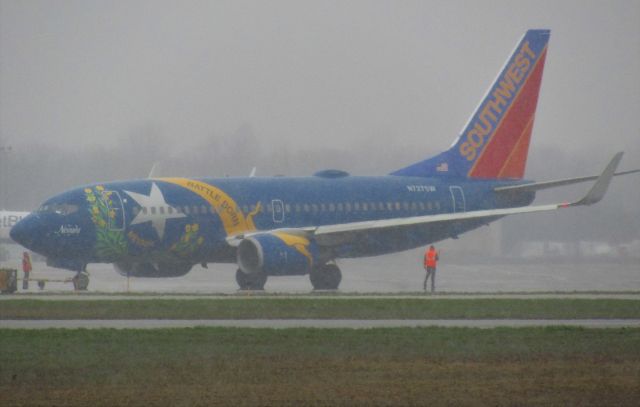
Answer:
[
  {"left": 114, "top": 261, "right": 192, "bottom": 278},
  {"left": 237, "top": 232, "right": 318, "bottom": 276}
]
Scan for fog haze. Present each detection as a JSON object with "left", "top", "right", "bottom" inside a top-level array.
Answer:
[{"left": 1, "top": 0, "right": 639, "bottom": 253}]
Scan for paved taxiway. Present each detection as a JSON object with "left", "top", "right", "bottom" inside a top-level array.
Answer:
[
  {"left": 1, "top": 257, "right": 638, "bottom": 294},
  {"left": 3, "top": 319, "right": 640, "bottom": 329},
  {"left": 2, "top": 292, "right": 639, "bottom": 301}
]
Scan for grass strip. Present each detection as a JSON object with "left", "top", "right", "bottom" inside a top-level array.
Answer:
[
  {"left": 1, "top": 298, "right": 640, "bottom": 319},
  {"left": 1, "top": 327, "right": 639, "bottom": 406}
]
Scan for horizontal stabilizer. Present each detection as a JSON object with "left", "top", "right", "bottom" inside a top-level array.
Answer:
[{"left": 495, "top": 168, "right": 639, "bottom": 193}]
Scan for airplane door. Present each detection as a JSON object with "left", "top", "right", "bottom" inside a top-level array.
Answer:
[
  {"left": 449, "top": 186, "right": 465, "bottom": 213},
  {"left": 103, "top": 191, "right": 125, "bottom": 230},
  {"left": 272, "top": 199, "right": 285, "bottom": 223}
]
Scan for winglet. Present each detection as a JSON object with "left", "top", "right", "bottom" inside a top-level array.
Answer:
[
  {"left": 570, "top": 152, "right": 623, "bottom": 206},
  {"left": 148, "top": 162, "right": 160, "bottom": 178}
]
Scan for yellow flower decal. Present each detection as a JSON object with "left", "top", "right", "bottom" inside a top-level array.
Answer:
[
  {"left": 84, "top": 186, "right": 127, "bottom": 260},
  {"left": 171, "top": 223, "right": 204, "bottom": 258}
]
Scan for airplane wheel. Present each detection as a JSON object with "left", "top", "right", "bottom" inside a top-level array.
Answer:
[
  {"left": 236, "top": 269, "right": 267, "bottom": 291},
  {"left": 72, "top": 272, "right": 89, "bottom": 291},
  {"left": 310, "top": 264, "right": 342, "bottom": 290}
]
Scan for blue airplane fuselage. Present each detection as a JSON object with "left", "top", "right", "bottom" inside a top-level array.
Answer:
[{"left": 11, "top": 174, "right": 533, "bottom": 272}]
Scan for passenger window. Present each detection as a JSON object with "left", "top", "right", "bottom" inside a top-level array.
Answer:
[
  {"left": 311, "top": 204, "right": 318, "bottom": 213},
  {"left": 354, "top": 202, "right": 360, "bottom": 211},
  {"left": 345, "top": 203, "right": 351, "bottom": 212},
  {"left": 285, "top": 204, "right": 291, "bottom": 213},
  {"left": 159, "top": 206, "right": 165, "bottom": 215},
  {"left": 320, "top": 203, "right": 326, "bottom": 212},
  {"left": 362, "top": 203, "right": 368, "bottom": 211},
  {"left": 337, "top": 203, "right": 343, "bottom": 212},
  {"left": 329, "top": 203, "right": 335, "bottom": 212},
  {"left": 435, "top": 202, "right": 440, "bottom": 210}
]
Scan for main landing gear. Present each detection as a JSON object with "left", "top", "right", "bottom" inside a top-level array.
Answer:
[
  {"left": 310, "top": 263, "right": 342, "bottom": 291},
  {"left": 236, "top": 269, "right": 267, "bottom": 291},
  {"left": 234, "top": 263, "right": 343, "bottom": 291}
]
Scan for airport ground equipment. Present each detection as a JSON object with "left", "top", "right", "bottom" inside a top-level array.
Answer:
[{"left": 0, "top": 268, "right": 17, "bottom": 293}]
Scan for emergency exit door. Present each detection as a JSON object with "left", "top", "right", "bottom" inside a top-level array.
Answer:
[
  {"left": 449, "top": 186, "right": 465, "bottom": 213},
  {"left": 272, "top": 199, "right": 285, "bottom": 223}
]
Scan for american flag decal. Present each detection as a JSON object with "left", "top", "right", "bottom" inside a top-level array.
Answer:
[{"left": 436, "top": 162, "right": 448, "bottom": 172}]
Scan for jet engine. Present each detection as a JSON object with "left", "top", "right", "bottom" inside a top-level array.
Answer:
[
  {"left": 237, "top": 232, "right": 319, "bottom": 276},
  {"left": 114, "top": 261, "right": 192, "bottom": 277}
]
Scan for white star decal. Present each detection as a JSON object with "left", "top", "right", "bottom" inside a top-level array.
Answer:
[{"left": 124, "top": 183, "right": 185, "bottom": 240}]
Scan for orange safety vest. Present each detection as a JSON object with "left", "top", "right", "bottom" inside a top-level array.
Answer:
[
  {"left": 424, "top": 249, "right": 438, "bottom": 268},
  {"left": 22, "top": 255, "right": 32, "bottom": 273}
]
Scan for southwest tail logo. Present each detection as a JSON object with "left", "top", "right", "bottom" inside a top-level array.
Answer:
[{"left": 392, "top": 29, "right": 550, "bottom": 180}]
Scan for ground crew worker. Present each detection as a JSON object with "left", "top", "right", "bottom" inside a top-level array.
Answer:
[
  {"left": 423, "top": 245, "right": 439, "bottom": 293},
  {"left": 22, "top": 251, "right": 32, "bottom": 290}
]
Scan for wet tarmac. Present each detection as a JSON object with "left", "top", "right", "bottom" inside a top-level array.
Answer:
[{"left": 1, "top": 253, "right": 638, "bottom": 295}]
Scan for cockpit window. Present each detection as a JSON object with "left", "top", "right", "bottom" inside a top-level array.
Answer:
[{"left": 38, "top": 203, "right": 79, "bottom": 216}]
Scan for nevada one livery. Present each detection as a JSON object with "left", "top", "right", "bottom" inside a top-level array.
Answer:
[{"left": 10, "top": 30, "right": 638, "bottom": 290}]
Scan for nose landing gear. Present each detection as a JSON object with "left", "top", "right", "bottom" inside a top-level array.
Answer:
[{"left": 72, "top": 270, "right": 89, "bottom": 291}]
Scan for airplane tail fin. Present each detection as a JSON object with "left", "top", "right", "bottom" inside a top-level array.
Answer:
[{"left": 391, "top": 29, "right": 550, "bottom": 179}]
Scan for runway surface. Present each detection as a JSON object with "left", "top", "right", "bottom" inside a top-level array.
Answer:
[
  {"left": 2, "top": 292, "right": 639, "bottom": 301},
  {"left": 3, "top": 319, "right": 640, "bottom": 329},
  {"left": 1, "top": 256, "right": 639, "bottom": 295}
]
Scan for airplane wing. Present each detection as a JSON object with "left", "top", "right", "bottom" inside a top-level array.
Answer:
[{"left": 227, "top": 153, "right": 623, "bottom": 248}]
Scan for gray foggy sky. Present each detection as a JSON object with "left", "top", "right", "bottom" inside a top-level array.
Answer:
[{"left": 1, "top": 0, "right": 639, "bottom": 163}]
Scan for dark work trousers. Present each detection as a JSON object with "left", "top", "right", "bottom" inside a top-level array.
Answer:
[{"left": 424, "top": 266, "right": 436, "bottom": 292}]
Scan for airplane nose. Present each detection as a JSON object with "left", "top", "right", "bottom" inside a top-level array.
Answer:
[{"left": 10, "top": 214, "right": 39, "bottom": 250}]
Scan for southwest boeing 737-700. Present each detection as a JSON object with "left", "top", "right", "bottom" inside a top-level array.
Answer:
[{"left": 10, "top": 30, "right": 639, "bottom": 290}]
